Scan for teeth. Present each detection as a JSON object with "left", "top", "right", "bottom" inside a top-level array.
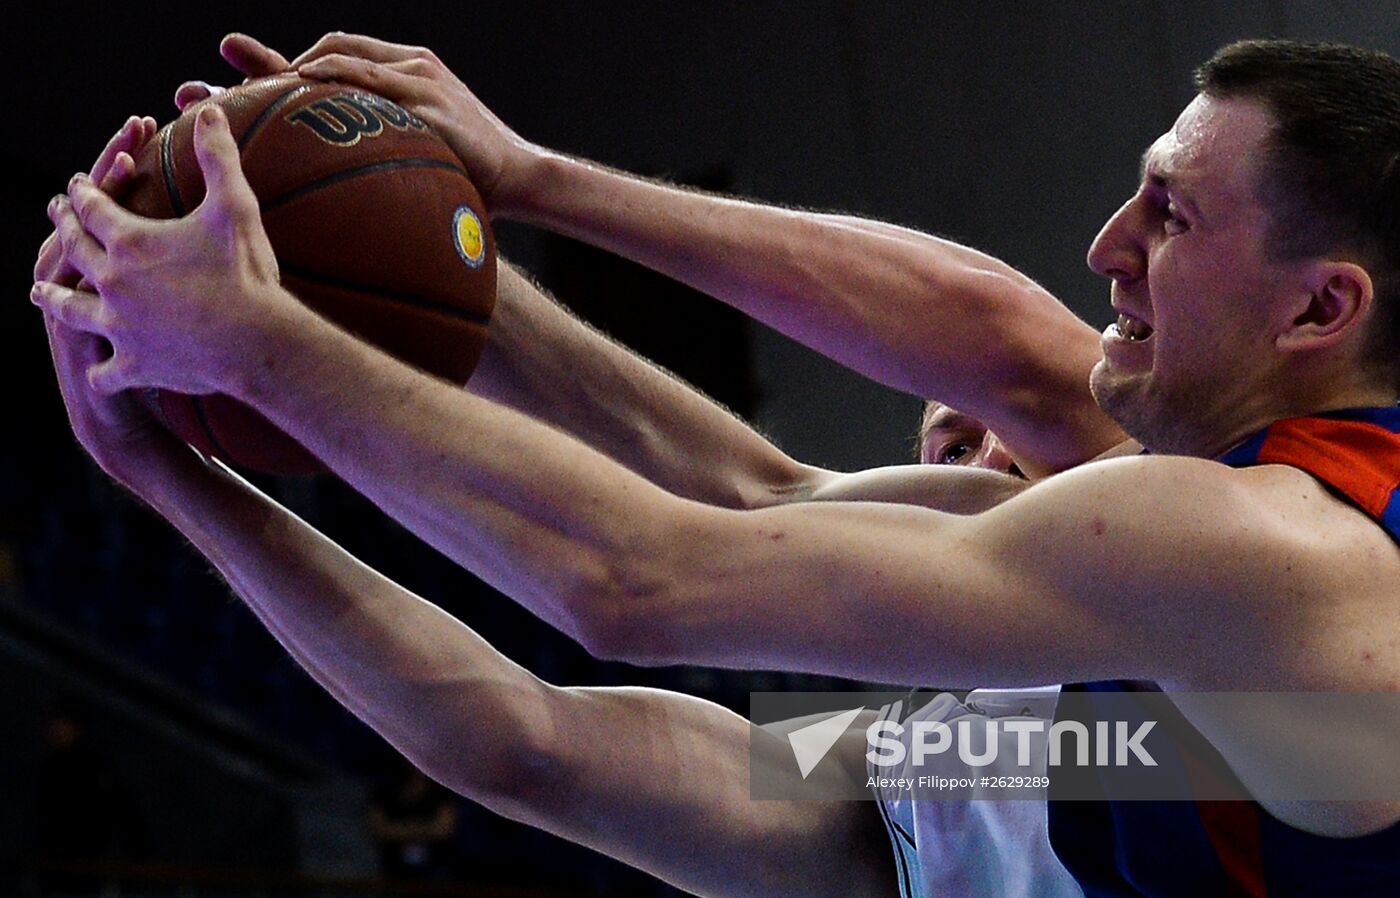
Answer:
[{"left": 1117, "top": 313, "right": 1152, "bottom": 342}]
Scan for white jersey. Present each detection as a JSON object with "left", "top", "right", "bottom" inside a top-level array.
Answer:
[{"left": 868, "top": 687, "right": 1083, "bottom": 898}]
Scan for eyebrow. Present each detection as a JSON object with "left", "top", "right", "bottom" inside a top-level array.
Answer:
[
  {"left": 1138, "top": 146, "right": 1205, "bottom": 222},
  {"left": 1139, "top": 145, "right": 1171, "bottom": 183}
]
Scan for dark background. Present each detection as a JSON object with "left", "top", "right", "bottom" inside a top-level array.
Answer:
[{"left": 2, "top": 2, "right": 1399, "bottom": 896}]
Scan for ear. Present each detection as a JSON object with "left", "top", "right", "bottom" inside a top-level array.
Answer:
[{"left": 1274, "top": 261, "right": 1374, "bottom": 353}]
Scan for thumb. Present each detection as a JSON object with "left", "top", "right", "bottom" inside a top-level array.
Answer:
[
  {"left": 175, "top": 81, "right": 223, "bottom": 112},
  {"left": 42, "top": 310, "right": 90, "bottom": 375},
  {"left": 221, "top": 33, "right": 291, "bottom": 78},
  {"left": 192, "top": 105, "right": 258, "bottom": 219}
]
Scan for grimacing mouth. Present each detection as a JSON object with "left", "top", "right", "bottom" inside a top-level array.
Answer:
[{"left": 1116, "top": 312, "right": 1154, "bottom": 341}]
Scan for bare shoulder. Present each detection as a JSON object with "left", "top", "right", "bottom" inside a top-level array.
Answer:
[
  {"left": 995, "top": 451, "right": 1375, "bottom": 541},
  {"left": 988, "top": 454, "right": 1400, "bottom": 835},
  {"left": 981, "top": 453, "right": 1302, "bottom": 553},
  {"left": 976, "top": 454, "right": 1400, "bottom": 688}
]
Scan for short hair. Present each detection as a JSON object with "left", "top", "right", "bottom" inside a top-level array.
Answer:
[
  {"left": 1195, "top": 40, "right": 1400, "bottom": 383},
  {"left": 916, "top": 400, "right": 943, "bottom": 461}
]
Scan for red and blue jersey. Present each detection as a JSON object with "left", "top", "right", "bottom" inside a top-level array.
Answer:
[
  {"left": 1216, "top": 405, "right": 1400, "bottom": 528},
  {"left": 1048, "top": 406, "right": 1400, "bottom": 897}
]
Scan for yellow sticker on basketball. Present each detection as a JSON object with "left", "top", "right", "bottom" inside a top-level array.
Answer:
[{"left": 454, "top": 207, "right": 486, "bottom": 268}]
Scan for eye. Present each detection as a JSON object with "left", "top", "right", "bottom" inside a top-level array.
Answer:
[
  {"left": 1163, "top": 201, "right": 1189, "bottom": 236},
  {"left": 935, "top": 441, "right": 975, "bottom": 465}
]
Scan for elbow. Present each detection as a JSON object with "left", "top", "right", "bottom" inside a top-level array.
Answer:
[
  {"left": 736, "top": 460, "right": 830, "bottom": 510},
  {"left": 388, "top": 679, "right": 567, "bottom": 823},
  {"left": 570, "top": 578, "right": 682, "bottom": 667},
  {"left": 564, "top": 542, "right": 685, "bottom": 667}
]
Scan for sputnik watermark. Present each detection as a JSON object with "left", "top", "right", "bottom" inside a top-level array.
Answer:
[
  {"left": 787, "top": 707, "right": 866, "bottom": 779},
  {"left": 785, "top": 706, "right": 1155, "bottom": 789},
  {"left": 750, "top": 690, "right": 1400, "bottom": 801},
  {"left": 864, "top": 716, "right": 1157, "bottom": 773}
]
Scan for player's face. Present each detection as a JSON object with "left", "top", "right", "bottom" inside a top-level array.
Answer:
[
  {"left": 919, "top": 402, "right": 1022, "bottom": 477},
  {"left": 1086, "top": 95, "right": 1305, "bottom": 456}
]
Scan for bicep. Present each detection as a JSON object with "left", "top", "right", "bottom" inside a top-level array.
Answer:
[
  {"left": 662, "top": 498, "right": 1090, "bottom": 686},
  {"left": 930, "top": 276, "right": 1122, "bottom": 476},
  {"left": 849, "top": 227, "right": 1122, "bottom": 472},
  {"left": 540, "top": 686, "right": 894, "bottom": 898},
  {"left": 664, "top": 457, "right": 1280, "bottom": 689}
]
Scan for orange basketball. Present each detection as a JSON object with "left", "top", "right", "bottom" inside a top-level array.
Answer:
[{"left": 121, "top": 74, "right": 495, "bottom": 474}]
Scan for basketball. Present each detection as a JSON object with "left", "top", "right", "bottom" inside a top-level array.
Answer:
[{"left": 120, "top": 74, "right": 495, "bottom": 474}]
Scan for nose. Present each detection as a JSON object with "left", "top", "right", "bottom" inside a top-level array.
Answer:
[
  {"left": 1087, "top": 195, "right": 1146, "bottom": 284},
  {"left": 976, "top": 433, "right": 1018, "bottom": 476}
]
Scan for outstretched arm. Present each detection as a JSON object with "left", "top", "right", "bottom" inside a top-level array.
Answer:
[
  {"left": 478, "top": 262, "right": 831, "bottom": 509},
  {"left": 108, "top": 445, "right": 891, "bottom": 898},
  {"left": 172, "top": 41, "right": 1004, "bottom": 508},
  {"left": 505, "top": 167, "right": 1119, "bottom": 477},
  {"left": 41, "top": 100, "right": 1399, "bottom": 844},
  {"left": 277, "top": 33, "right": 1123, "bottom": 477},
  {"left": 483, "top": 267, "right": 1029, "bottom": 512},
  {"left": 37, "top": 109, "right": 1282, "bottom": 689},
  {"left": 36, "top": 140, "right": 889, "bottom": 894}
]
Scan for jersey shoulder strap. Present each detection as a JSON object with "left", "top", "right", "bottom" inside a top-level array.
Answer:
[{"left": 1216, "top": 405, "right": 1400, "bottom": 534}]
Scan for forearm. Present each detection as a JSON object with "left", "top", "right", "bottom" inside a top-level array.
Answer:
[
  {"left": 472, "top": 262, "right": 827, "bottom": 508},
  {"left": 218, "top": 293, "right": 1044, "bottom": 670},
  {"left": 478, "top": 268, "right": 1032, "bottom": 516},
  {"left": 118, "top": 445, "right": 880, "bottom": 897},
  {"left": 280, "top": 41, "right": 1116, "bottom": 472},
  {"left": 510, "top": 152, "right": 1121, "bottom": 474},
  {"left": 121, "top": 444, "right": 560, "bottom": 784},
  {"left": 217, "top": 303, "right": 968, "bottom": 682},
  {"left": 228, "top": 295, "right": 679, "bottom": 650}
]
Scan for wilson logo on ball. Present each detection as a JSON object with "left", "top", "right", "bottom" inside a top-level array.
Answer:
[
  {"left": 454, "top": 206, "right": 487, "bottom": 268},
  {"left": 286, "top": 93, "right": 429, "bottom": 146}
]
